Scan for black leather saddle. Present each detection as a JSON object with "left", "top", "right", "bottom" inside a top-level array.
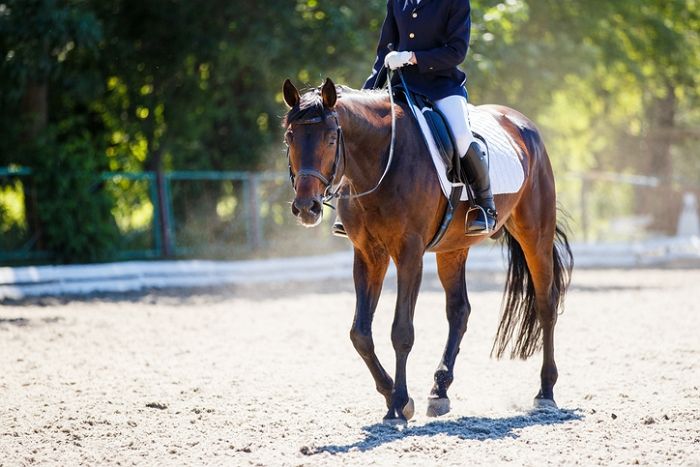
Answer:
[{"left": 393, "top": 88, "right": 461, "bottom": 182}]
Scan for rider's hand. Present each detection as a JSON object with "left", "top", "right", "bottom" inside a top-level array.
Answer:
[{"left": 384, "top": 51, "right": 415, "bottom": 70}]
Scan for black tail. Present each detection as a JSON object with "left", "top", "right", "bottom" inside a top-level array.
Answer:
[{"left": 492, "top": 223, "right": 574, "bottom": 360}]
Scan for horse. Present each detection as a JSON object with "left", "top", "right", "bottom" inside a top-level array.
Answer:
[{"left": 282, "top": 77, "right": 573, "bottom": 425}]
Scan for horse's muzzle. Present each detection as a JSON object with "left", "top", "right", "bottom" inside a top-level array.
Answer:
[{"left": 291, "top": 197, "right": 323, "bottom": 227}]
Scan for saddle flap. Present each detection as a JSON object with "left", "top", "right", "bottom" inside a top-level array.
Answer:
[{"left": 412, "top": 94, "right": 458, "bottom": 178}]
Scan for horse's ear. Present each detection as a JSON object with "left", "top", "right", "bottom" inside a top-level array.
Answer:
[
  {"left": 321, "top": 77, "right": 337, "bottom": 108},
  {"left": 283, "top": 79, "right": 300, "bottom": 108}
]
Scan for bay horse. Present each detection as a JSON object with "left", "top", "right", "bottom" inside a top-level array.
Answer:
[{"left": 282, "top": 77, "right": 573, "bottom": 425}]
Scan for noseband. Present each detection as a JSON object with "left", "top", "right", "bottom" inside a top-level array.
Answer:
[{"left": 286, "top": 112, "right": 346, "bottom": 203}]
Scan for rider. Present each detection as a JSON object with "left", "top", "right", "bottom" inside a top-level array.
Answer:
[{"left": 333, "top": 0, "right": 496, "bottom": 237}]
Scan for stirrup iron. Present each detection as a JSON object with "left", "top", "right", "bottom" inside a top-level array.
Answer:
[
  {"left": 332, "top": 220, "right": 348, "bottom": 238},
  {"left": 465, "top": 204, "right": 496, "bottom": 236}
]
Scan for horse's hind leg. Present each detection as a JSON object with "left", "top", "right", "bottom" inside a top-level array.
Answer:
[
  {"left": 501, "top": 186, "right": 570, "bottom": 408},
  {"left": 427, "top": 249, "right": 471, "bottom": 417},
  {"left": 349, "top": 247, "right": 400, "bottom": 413},
  {"left": 517, "top": 231, "right": 559, "bottom": 407}
]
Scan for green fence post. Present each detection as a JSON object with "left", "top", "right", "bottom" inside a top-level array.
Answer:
[
  {"left": 248, "top": 173, "right": 262, "bottom": 250},
  {"left": 162, "top": 172, "right": 176, "bottom": 256},
  {"left": 242, "top": 176, "right": 251, "bottom": 250},
  {"left": 147, "top": 172, "right": 163, "bottom": 257}
]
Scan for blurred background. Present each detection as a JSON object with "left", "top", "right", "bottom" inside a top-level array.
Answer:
[{"left": 1, "top": 0, "right": 698, "bottom": 265}]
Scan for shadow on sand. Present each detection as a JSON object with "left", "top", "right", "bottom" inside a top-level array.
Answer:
[{"left": 310, "top": 407, "right": 583, "bottom": 455}]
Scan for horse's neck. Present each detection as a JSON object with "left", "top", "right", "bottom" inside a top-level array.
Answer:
[{"left": 336, "top": 98, "right": 392, "bottom": 191}]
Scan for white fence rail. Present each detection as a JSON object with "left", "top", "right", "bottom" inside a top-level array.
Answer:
[{"left": 1, "top": 237, "right": 699, "bottom": 300}]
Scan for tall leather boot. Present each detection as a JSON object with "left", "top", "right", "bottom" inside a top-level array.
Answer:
[{"left": 461, "top": 141, "right": 497, "bottom": 234}]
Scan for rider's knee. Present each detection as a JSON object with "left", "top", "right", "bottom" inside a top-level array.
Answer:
[{"left": 454, "top": 132, "right": 474, "bottom": 157}]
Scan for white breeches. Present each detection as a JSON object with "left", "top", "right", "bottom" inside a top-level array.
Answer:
[{"left": 434, "top": 95, "right": 475, "bottom": 157}]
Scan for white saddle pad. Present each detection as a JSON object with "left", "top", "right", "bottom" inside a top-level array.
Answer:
[{"left": 411, "top": 103, "right": 525, "bottom": 200}]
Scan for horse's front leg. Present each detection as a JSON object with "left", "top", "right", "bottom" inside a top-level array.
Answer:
[
  {"left": 384, "top": 239, "right": 423, "bottom": 425},
  {"left": 427, "top": 249, "right": 471, "bottom": 417},
  {"left": 349, "top": 247, "right": 396, "bottom": 410}
]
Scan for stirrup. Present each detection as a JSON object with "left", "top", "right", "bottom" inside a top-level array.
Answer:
[
  {"left": 332, "top": 221, "right": 348, "bottom": 238},
  {"left": 465, "top": 205, "right": 497, "bottom": 236}
]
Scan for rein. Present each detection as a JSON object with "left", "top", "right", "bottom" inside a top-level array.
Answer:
[
  {"left": 287, "top": 70, "right": 398, "bottom": 206},
  {"left": 329, "top": 69, "right": 397, "bottom": 202}
]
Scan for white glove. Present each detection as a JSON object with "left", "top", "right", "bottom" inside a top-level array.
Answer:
[{"left": 384, "top": 51, "right": 414, "bottom": 70}]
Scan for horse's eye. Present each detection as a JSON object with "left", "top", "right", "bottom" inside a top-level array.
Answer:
[{"left": 285, "top": 131, "right": 293, "bottom": 145}]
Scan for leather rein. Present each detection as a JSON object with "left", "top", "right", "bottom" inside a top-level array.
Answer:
[{"left": 286, "top": 70, "right": 398, "bottom": 206}]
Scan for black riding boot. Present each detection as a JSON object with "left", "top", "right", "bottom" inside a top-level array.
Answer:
[
  {"left": 461, "top": 141, "right": 497, "bottom": 234},
  {"left": 332, "top": 217, "right": 348, "bottom": 237}
]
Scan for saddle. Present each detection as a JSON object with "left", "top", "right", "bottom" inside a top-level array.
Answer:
[
  {"left": 410, "top": 93, "right": 460, "bottom": 180},
  {"left": 394, "top": 87, "right": 484, "bottom": 188},
  {"left": 393, "top": 86, "right": 491, "bottom": 248}
]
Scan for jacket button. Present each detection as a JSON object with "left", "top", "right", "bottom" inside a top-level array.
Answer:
[
  {"left": 409, "top": 33, "right": 415, "bottom": 38},
  {"left": 412, "top": 12, "right": 417, "bottom": 18}
]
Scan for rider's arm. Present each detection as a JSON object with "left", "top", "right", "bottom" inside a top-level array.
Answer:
[
  {"left": 413, "top": 0, "right": 470, "bottom": 73},
  {"left": 362, "top": 0, "right": 398, "bottom": 89}
]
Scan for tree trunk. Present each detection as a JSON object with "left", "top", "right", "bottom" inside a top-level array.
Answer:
[
  {"left": 21, "top": 82, "right": 48, "bottom": 138},
  {"left": 20, "top": 81, "right": 48, "bottom": 249}
]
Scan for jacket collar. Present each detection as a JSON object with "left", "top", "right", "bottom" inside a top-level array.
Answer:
[{"left": 412, "top": 0, "right": 433, "bottom": 11}]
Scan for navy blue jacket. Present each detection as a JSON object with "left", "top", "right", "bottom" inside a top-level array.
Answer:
[{"left": 363, "top": 0, "right": 470, "bottom": 101}]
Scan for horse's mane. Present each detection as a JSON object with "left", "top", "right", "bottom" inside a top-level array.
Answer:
[
  {"left": 337, "top": 86, "right": 391, "bottom": 111},
  {"left": 283, "top": 85, "right": 389, "bottom": 127}
]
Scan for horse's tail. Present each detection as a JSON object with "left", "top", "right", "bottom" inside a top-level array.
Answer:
[{"left": 491, "top": 222, "right": 574, "bottom": 360}]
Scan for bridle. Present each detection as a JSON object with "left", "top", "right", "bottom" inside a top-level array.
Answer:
[
  {"left": 286, "top": 70, "right": 398, "bottom": 206},
  {"left": 286, "top": 111, "right": 346, "bottom": 204}
]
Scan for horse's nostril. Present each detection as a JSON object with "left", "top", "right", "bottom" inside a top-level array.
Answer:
[
  {"left": 292, "top": 198, "right": 321, "bottom": 217},
  {"left": 309, "top": 199, "right": 322, "bottom": 216}
]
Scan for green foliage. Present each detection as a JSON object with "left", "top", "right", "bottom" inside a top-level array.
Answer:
[
  {"left": 1, "top": 0, "right": 699, "bottom": 261},
  {"left": 31, "top": 118, "right": 118, "bottom": 262},
  {"left": 0, "top": 177, "right": 27, "bottom": 251},
  {"left": 0, "top": 0, "right": 102, "bottom": 90}
]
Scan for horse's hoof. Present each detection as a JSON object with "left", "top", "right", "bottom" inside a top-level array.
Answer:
[
  {"left": 382, "top": 417, "right": 408, "bottom": 428},
  {"left": 533, "top": 397, "right": 558, "bottom": 410},
  {"left": 426, "top": 397, "right": 450, "bottom": 417},
  {"left": 401, "top": 397, "right": 415, "bottom": 420}
]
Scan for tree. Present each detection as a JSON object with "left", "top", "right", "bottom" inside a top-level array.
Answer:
[{"left": 0, "top": 0, "right": 114, "bottom": 259}]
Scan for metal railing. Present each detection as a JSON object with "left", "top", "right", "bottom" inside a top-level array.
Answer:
[
  {"left": 2, "top": 167, "right": 698, "bottom": 263},
  {"left": 0, "top": 168, "right": 304, "bottom": 263}
]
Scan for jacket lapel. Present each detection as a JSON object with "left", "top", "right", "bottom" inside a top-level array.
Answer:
[{"left": 414, "top": 0, "right": 433, "bottom": 11}]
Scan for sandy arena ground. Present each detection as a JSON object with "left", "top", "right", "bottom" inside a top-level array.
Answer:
[{"left": 1, "top": 267, "right": 699, "bottom": 466}]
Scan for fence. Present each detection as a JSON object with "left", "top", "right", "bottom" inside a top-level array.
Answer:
[
  {"left": 0, "top": 168, "right": 346, "bottom": 264},
  {"left": 564, "top": 171, "right": 700, "bottom": 243},
  {"left": 1, "top": 167, "right": 698, "bottom": 264},
  {"left": 100, "top": 170, "right": 284, "bottom": 257}
]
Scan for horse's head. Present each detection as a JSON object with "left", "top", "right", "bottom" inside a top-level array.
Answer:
[{"left": 283, "top": 77, "right": 341, "bottom": 227}]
